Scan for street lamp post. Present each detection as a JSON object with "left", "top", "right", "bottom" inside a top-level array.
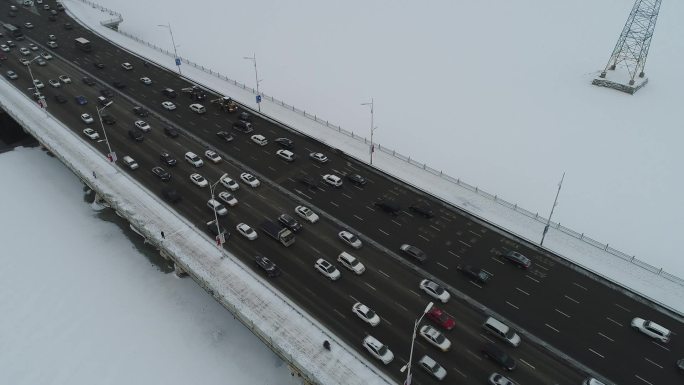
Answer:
[
  {"left": 208, "top": 179, "right": 222, "bottom": 248},
  {"left": 361, "top": 98, "right": 378, "bottom": 165},
  {"left": 400, "top": 301, "right": 433, "bottom": 385},
  {"left": 25, "top": 55, "right": 47, "bottom": 114},
  {"left": 96, "top": 100, "right": 115, "bottom": 162},
  {"left": 540, "top": 172, "right": 566, "bottom": 246},
  {"left": 243, "top": 54, "right": 261, "bottom": 112},
  {"left": 158, "top": 23, "right": 182, "bottom": 76}
]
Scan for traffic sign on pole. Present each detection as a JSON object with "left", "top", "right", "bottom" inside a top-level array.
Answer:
[
  {"left": 175, "top": 58, "right": 181, "bottom": 66},
  {"left": 256, "top": 95, "right": 262, "bottom": 104}
]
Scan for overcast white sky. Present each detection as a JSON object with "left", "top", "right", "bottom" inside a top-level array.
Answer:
[{"left": 97, "top": 0, "right": 684, "bottom": 275}]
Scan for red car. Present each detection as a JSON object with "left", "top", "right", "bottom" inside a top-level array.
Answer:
[
  {"left": 426, "top": 306, "right": 455, "bottom": 331},
  {"left": 0, "top": 53, "right": 7, "bottom": 60}
]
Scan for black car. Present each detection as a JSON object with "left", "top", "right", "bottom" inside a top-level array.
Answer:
[
  {"left": 206, "top": 219, "right": 228, "bottom": 237},
  {"left": 677, "top": 358, "right": 684, "bottom": 372},
  {"left": 409, "top": 203, "right": 434, "bottom": 218},
  {"left": 100, "top": 89, "right": 114, "bottom": 98},
  {"left": 255, "top": 255, "right": 280, "bottom": 277},
  {"left": 101, "top": 114, "right": 116, "bottom": 125},
  {"left": 94, "top": 62, "right": 105, "bottom": 69},
  {"left": 502, "top": 250, "right": 532, "bottom": 269},
  {"left": 82, "top": 76, "right": 95, "bottom": 86},
  {"left": 216, "top": 131, "right": 234, "bottom": 142},
  {"left": 399, "top": 244, "right": 427, "bottom": 264},
  {"left": 162, "top": 187, "right": 182, "bottom": 204},
  {"left": 112, "top": 81, "right": 126, "bottom": 89},
  {"left": 278, "top": 214, "right": 302, "bottom": 233},
  {"left": 346, "top": 173, "right": 367, "bottom": 186},
  {"left": 151, "top": 166, "right": 171, "bottom": 182},
  {"left": 239, "top": 111, "right": 251, "bottom": 121},
  {"left": 274, "top": 137, "right": 293, "bottom": 148},
  {"left": 374, "top": 200, "right": 401, "bottom": 216},
  {"left": 159, "top": 151, "right": 177, "bottom": 166},
  {"left": 128, "top": 129, "right": 143, "bottom": 142},
  {"left": 162, "top": 88, "right": 177, "bottom": 98},
  {"left": 481, "top": 343, "right": 516, "bottom": 371},
  {"left": 54, "top": 94, "right": 67, "bottom": 104},
  {"left": 133, "top": 106, "right": 149, "bottom": 117},
  {"left": 163, "top": 126, "right": 179, "bottom": 138},
  {"left": 64, "top": 22, "right": 73, "bottom": 30},
  {"left": 48, "top": 14, "right": 56, "bottom": 21},
  {"left": 299, "top": 175, "right": 318, "bottom": 189},
  {"left": 458, "top": 265, "right": 492, "bottom": 284}
]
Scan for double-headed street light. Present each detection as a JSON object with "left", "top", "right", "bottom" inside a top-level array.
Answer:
[
  {"left": 96, "top": 100, "right": 115, "bottom": 162},
  {"left": 361, "top": 98, "right": 378, "bottom": 165},
  {"left": 243, "top": 54, "right": 262, "bottom": 112},
  {"left": 400, "top": 301, "right": 434, "bottom": 385},
  {"left": 208, "top": 178, "right": 223, "bottom": 248},
  {"left": 158, "top": 23, "right": 182, "bottom": 76},
  {"left": 25, "top": 55, "right": 47, "bottom": 112}
]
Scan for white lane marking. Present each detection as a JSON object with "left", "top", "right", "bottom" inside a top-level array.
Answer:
[
  {"left": 330, "top": 201, "right": 339, "bottom": 207},
  {"left": 447, "top": 250, "right": 460, "bottom": 258},
  {"left": 536, "top": 264, "right": 549, "bottom": 271},
  {"left": 408, "top": 290, "right": 421, "bottom": 298},
  {"left": 519, "top": 358, "right": 536, "bottom": 370},
  {"left": 466, "top": 350, "right": 483, "bottom": 361},
  {"left": 349, "top": 295, "right": 359, "bottom": 303},
  {"left": 403, "top": 211, "right": 414, "bottom": 218},
  {"left": 287, "top": 177, "right": 296, "bottom": 183},
  {"left": 545, "top": 323, "right": 559, "bottom": 332},
  {"left": 573, "top": 282, "right": 588, "bottom": 290},
  {"left": 564, "top": 295, "right": 579, "bottom": 304},
  {"left": 644, "top": 357, "right": 663, "bottom": 369},
  {"left": 353, "top": 185, "right": 363, "bottom": 191},
  {"left": 378, "top": 269, "right": 390, "bottom": 279},
  {"left": 395, "top": 302, "right": 408, "bottom": 312},
  {"left": 588, "top": 348, "right": 604, "bottom": 358},
  {"left": 436, "top": 262, "right": 448, "bottom": 270},
  {"left": 634, "top": 374, "right": 654, "bottom": 385},
  {"left": 555, "top": 309, "right": 570, "bottom": 318},
  {"left": 188, "top": 121, "right": 196, "bottom": 126},
  {"left": 418, "top": 234, "right": 430, "bottom": 242},
  {"left": 365, "top": 206, "right": 376, "bottom": 212},
  {"left": 469, "top": 281, "right": 483, "bottom": 289},
  {"left": 215, "top": 123, "right": 222, "bottom": 128},
  {"left": 614, "top": 303, "right": 631, "bottom": 312},
  {"left": 429, "top": 225, "right": 441, "bottom": 232},
  {"left": 506, "top": 301, "right": 519, "bottom": 309},
  {"left": 311, "top": 163, "right": 321, "bottom": 169},
  {"left": 597, "top": 332, "right": 614, "bottom": 342},
  {"left": 525, "top": 275, "right": 540, "bottom": 283},
  {"left": 364, "top": 282, "right": 377, "bottom": 291},
  {"left": 342, "top": 193, "right": 353, "bottom": 199},
  {"left": 468, "top": 230, "right": 482, "bottom": 237},
  {"left": 651, "top": 341, "right": 670, "bottom": 351},
  {"left": 516, "top": 287, "right": 530, "bottom": 296},
  {"left": 353, "top": 214, "right": 364, "bottom": 221},
  {"left": 295, "top": 189, "right": 312, "bottom": 200},
  {"left": 381, "top": 317, "right": 393, "bottom": 327},
  {"left": 451, "top": 367, "right": 467, "bottom": 378},
  {"left": 391, "top": 220, "right": 402, "bottom": 227},
  {"left": 268, "top": 166, "right": 276, "bottom": 171},
  {"left": 491, "top": 257, "right": 505, "bottom": 264},
  {"left": 378, "top": 228, "right": 390, "bottom": 236},
  {"left": 388, "top": 189, "right": 400, "bottom": 196},
  {"left": 605, "top": 317, "right": 623, "bottom": 327},
  {"left": 332, "top": 308, "right": 346, "bottom": 319},
  {"left": 459, "top": 240, "right": 471, "bottom": 247},
  {"left": 309, "top": 246, "right": 321, "bottom": 254}
]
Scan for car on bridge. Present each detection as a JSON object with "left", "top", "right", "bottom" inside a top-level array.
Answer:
[
  {"left": 159, "top": 151, "right": 177, "bottom": 166},
  {"left": 251, "top": 134, "right": 268, "bottom": 146},
  {"left": 631, "top": 317, "right": 671, "bottom": 343},
  {"left": 362, "top": 335, "right": 393, "bottom": 365},
  {"left": 338, "top": 230, "right": 362, "bottom": 249},
  {"left": 419, "top": 279, "right": 450, "bottom": 303},
  {"left": 482, "top": 343, "right": 516, "bottom": 371},
  {"left": 309, "top": 152, "right": 329, "bottom": 163},
  {"left": 275, "top": 149, "right": 296, "bottom": 162},
  {"left": 151, "top": 167, "right": 171, "bottom": 182},
  {"left": 295, "top": 205, "right": 319, "bottom": 223},
  {"left": 58, "top": 75, "right": 71, "bottom": 83},
  {"left": 323, "top": 174, "right": 342, "bottom": 188},
  {"left": 204, "top": 149, "right": 222, "bottom": 163},
  {"left": 140, "top": 77, "right": 152, "bottom": 85},
  {"left": 80, "top": 113, "right": 94, "bottom": 124},
  {"left": 255, "top": 256, "right": 280, "bottom": 277},
  {"left": 128, "top": 130, "right": 144, "bottom": 142},
  {"left": 185, "top": 152, "right": 203, "bottom": 167},
  {"left": 352, "top": 302, "right": 379, "bottom": 326},
  {"left": 418, "top": 355, "right": 447, "bottom": 381},
  {"left": 314, "top": 258, "right": 340, "bottom": 281},
  {"left": 82, "top": 77, "right": 95, "bottom": 86},
  {"left": 82, "top": 128, "right": 99, "bottom": 140},
  {"left": 236, "top": 223, "right": 258, "bottom": 240},
  {"left": 277, "top": 214, "right": 302, "bottom": 232},
  {"left": 190, "top": 173, "right": 208, "bottom": 188},
  {"left": 346, "top": 173, "right": 367, "bottom": 186},
  {"left": 161, "top": 101, "right": 176, "bottom": 110},
  {"left": 502, "top": 250, "right": 532, "bottom": 269},
  {"left": 458, "top": 265, "right": 492, "bottom": 284},
  {"left": 121, "top": 62, "right": 133, "bottom": 70},
  {"left": 216, "top": 131, "right": 233, "bottom": 142},
  {"left": 6, "top": 70, "right": 18, "bottom": 80},
  {"left": 489, "top": 373, "right": 516, "bottom": 385},
  {"left": 426, "top": 306, "right": 455, "bottom": 331},
  {"left": 400, "top": 244, "right": 428, "bottom": 264},
  {"left": 274, "top": 137, "right": 294, "bottom": 148},
  {"left": 218, "top": 192, "right": 237, "bottom": 207},
  {"left": 219, "top": 174, "right": 239, "bottom": 191},
  {"left": 240, "top": 172, "right": 260, "bottom": 188},
  {"left": 75, "top": 95, "right": 87, "bottom": 105},
  {"left": 419, "top": 325, "right": 451, "bottom": 351}
]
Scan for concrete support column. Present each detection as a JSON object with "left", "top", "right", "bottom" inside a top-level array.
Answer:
[{"left": 174, "top": 263, "right": 187, "bottom": 277}]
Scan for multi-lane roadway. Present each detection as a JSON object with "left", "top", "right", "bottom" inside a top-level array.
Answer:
[{"left": 2, "top": 2, "right": 682, "bottom": 384}]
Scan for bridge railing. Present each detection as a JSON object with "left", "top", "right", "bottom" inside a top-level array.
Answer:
[{"left": 73, "top": 0, "right": 683, "bottom": 288}]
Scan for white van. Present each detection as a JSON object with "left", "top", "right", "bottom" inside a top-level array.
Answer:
[
  {"left": 189, "top": 103, "right": 206, "bottom": 114},
  {"left": 184, "top": 151, "right": 204, "bottom": 167},
  {"left": 483, "top": 317, "right": 521, "bottom": 347},
  {"left": 276, "top": 149, "right": 296, "bottom": 162},
  {"left": 122, "top": 155, "right": 139, "bottom": 170},
  {"left": 337, "top": 252, "right": 365, "bottom": 275},
  {"left": 207, "top": 199, "right": 228, "bottom": 216}
]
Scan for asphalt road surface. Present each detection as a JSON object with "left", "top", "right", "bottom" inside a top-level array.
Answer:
[{"left": 2, "top": 2, "right": 682, "bottom": 385}]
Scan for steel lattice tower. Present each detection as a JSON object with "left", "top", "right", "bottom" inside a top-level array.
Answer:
[{"left": 592, "top": 0, "right": 663, "bottom": 94}]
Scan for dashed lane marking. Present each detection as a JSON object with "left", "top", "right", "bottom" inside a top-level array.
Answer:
[
  {"left": 525, "top": 275, "right": 540, "bottom": 283},
  {"left": 614, "top": 303, "right": 631, "bottom": 312},
  {"left": 516, "top": 287, "right": 530, "bottom": 296},
  {"left": 644, "top": 357, "right": 663, "bottom": 369},
  {"left": 459, "top": 240, "right": 471, "bottom": 247},
  {"left": 465, "top": 350, "right": 482, "bottom": 361},
  {"left": 388, "top": 189, "right": 400, "bottom": 196},
  {"left": 408, "top": 290, "right": 421, "bottom": 298},
  {"left": 330, "top": 201, "right": 339, "bottom": 207},
  {"left": 506, "top": 301, "right": 519, "bottom": 309},
  {"left": 364, "top": 282, "right": 377, "bottom": 291},
  {"left": 536, "top": 264, "right": 549, "bottom": 271},
  {"left": 295, "top": 189, "right": 312, "bottom": 200},
  {"left": 470, "top": 281, "right": 483, "bottom": 289},
  {"left": 437, "top": 262, "right": 448, "bottom": 270},
  {"left": 378, "top": 228, "right": 390, "bottom": 236},
  {"left": 448, "top": 250, "right": 461, "bottom": 258},
  {"left": 268, "top": 166, "right": 276, "bottom": 171},
  {"left": 605, "top": 317, "right": 623, "bottom": 327},
  {"left": 651, "top": 341, "right": 670, "bottom": 351},
  {"left": 378, "top": 269, "right": 390, "bottom": 279},
  {"left": 545, "top": 323, "right": 560, "bottom": 333},
  {"left": 451, "top": 367, "right": 467, "bottom": 378},
  {"left": 342, "top": 193, "right": 353, "bottom": 199},
  {"left": 588, "top": 348, "right": 604, "bottom": 358},
  {"left": 381, "top": 317, "right": 392, "bottom": 327},
  {"left": 353, "top": 214, "right": 364, "bottom": 221},
  {"left": 519, "top": 358, "right": 536, "bottom": 370},
  {"left": 555, "top": 308, "right": 570, "bottom": 318},
  {"left": 597, "top": 332, "right": 614, "bottom": 342},
  {"left": 332, "top": 308, "right": 346, "bottom": 319},
  {"left": 391, "top": 220, "right": 402, "bottom": 227},
  {"left": 491, "top": 257, "right": 505, "bottom": 264},
  {"left": 418, "top": 234, "right": 430, "bottom": 242},
  {"left": 468, "top": 230, "right": 482, "bottom": 237},
  {"left": 564, "top": 295, "right": 579, "bottom": 304},
  {"left": 309, "top": 246, "right": 321, "bottom": 254},
  {"left": 365, "top": 206, "right": 376, "bottom": 212},
  {"left": 395, "top": 302, "right": 409, "bottom": 312},
  {"left": 634, "top": 374, "right": 654, "bottom": 385},
  {"left": 429, "top": 225, "right": 441, "bottom": 232},
  {"left": 573, "top": 282, "right": 588, "bottom": 290}
]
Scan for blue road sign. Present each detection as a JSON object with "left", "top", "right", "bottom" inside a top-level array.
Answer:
[
  {"left": 175, "top": 58, "right": 181, "bottom": 66},
  {"left": 256, "top": 95, "right": 262, "bottom": 104}
]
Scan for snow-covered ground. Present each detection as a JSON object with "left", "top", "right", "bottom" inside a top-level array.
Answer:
[
  {"left": 0, "top": 147, "right": 302, "bottom": 385},
  {"left": 87, "top": 0, "right": 684, "bottom": 277}
]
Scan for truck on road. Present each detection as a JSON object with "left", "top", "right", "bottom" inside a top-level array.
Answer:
[
  {"left": 75, "top": 37, "right": 92, "bottom": 52},
  {"left": 260, "top": 220, "right": 295, "bottom": 247}
]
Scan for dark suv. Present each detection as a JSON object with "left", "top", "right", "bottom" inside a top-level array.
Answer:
[
  {"left": 503, "top": 250, "right": 532, "bottom": 269},
  {"left": 128, "top": 130, "right": 144, "bottom": 142},
  {"left": 162, "top": 88, "right": 177, "bottom": 98},
  {"left": 133, "top": 106, "right": 149, "bottom": 117},
  {"left": 374, "top": 200, "right": 401, "bottom": 216},
  {"left": 101, "top": 114, "right": 116, "bottom": 125},
  {"left": 278, "top": 214, "right": 302, "bottom": 233},
  {"left": 164, "top": 126, "right": 179, "bottom": 138},
  {"left": 409, "top": 203, "right": 434, "bottom": 218},
  {"left": 346, "top": 173, "right": 367, "bottom": 186},
  {"left": 481, "top": 343, "right": 516, "bottom": 371},
  {"left": 160, "top": 151, "right": 177, "bottom": 166}
]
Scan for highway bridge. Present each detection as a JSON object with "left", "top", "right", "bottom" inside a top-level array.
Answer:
[{"left": 1, "top": 1, "right": 682, "bottom": 384}]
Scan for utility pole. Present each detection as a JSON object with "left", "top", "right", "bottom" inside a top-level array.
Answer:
[
  {"left": 541, "top": 172, "right": 565, "bottom": 246},
  {"left": 158, "top": 23, "right": 182, "bottom": 76},
  {"left": 361, "top": 98, "right": 378, "bottom": 165},
  {"left": 244, "top": 54, "right": 262, "bottom": 112}
]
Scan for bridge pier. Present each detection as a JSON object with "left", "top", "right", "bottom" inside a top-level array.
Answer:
[{"left": 174, "top": 263, "right": 187, "bottom": 278}]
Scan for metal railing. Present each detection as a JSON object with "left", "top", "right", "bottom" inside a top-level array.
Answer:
[{"left": 72, "top": 0, "right": 683, "bottom": 288}]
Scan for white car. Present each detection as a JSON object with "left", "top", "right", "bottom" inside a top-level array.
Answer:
[
  {"left": 323, "top": 174, "right": 342, "bottom": 187},
  {"left": 207, "top": 199, "right": 228, "bottom": 216},
  {"left": 338, "top": 230, "right": 362, "bottom": 249},
  {"left": 20, "top": 58, "right": 30, "bottom": 66},
  {"left": 58, "top": 75, "right": 71, "bottom": 84},
  {"left": 218, "top": 191, "right": 238, "bottom": 206},
  {"left": 24, "top": 22, "right": 34, "bottom": 29},
  {"left": 40, "top": 51, "right": 52, "bottom": 60},
  {"left": 134, "top": 120, "right": 151, "bottom": 132},
  {"left": 580, "top": 378, "right": 605, "bottom": 385},
  {"left": 236, "top": 223, "right": 258, "bottom": 240},
  {"left": 309, "top": 152, "right": 329, "bottom": 163},
  {"left": 121, "top": 62, "right": 133, "bottom": 70},
  {"left": 419, "top": 325, "right": 451, "bottom": 351},
  {"left": 28, "top": 43, "right": 39, "bottom": 51},
  {"left": 161, "top": 101, "right": 176, "bottom": 110},
  {"left": 631, "top": 317, "right": 671, "bottom": 343},
  {"left": 140, "top": 77, "right": 152, "bottom": 85},
  {"left": 0, "top": 45, "right": 9, "bottom": 52},
  {"left": 205, "top": 149, "right": 222, "bottom": 163},
  {"left": 250, "top": 134, "right": 268, "bottom": 146},
  {"left": 80, "top": 113, "right": 94, "bottom": 124},
  {"left": 295, "top": 205, "right": 319, "bottom": 223},
  {"left": 48, "top": 34, "right": 56, "bottom": 41},
  {"left": 419, "top": 355, "right": 447, "bottom": 381},
  {"left": 19, "top": 47, "right": 30, "bottom": 56},
  {"left": 275, "top": 149, "right": 296, "bottom": 162},
  {"left": 33, "top": 79, "right": 44, "bottom": 89},
  {"left": 337, "top": 251, "right": 365, "bottom": 274},
  {"left": 362, "top": 336, "right": 393, "bottom": 364},
  {"left": 190, "top": 173, "right": 208, "bottom": 187},
  {"left": 48, "top": 79, "right": 60, "bottom": 88},
  {"left": 47, "top": 41, "right": 58, "bottom": 49},
  {"left": 219, "top": 174, "right": 239, "bottom": 191},
  {"left": 419, "top": 279, "right": 450, "bottom": 303},
  {"left": 83, "top": 128, "right": 99, "bottom": 140},
  {"left": 489, "top": 373, "right": 516, "bottom": 385},
  {"left": 240, "top": 172, "right": 260, "bottom": 188},
  {"left": 352, "top": 302, "right": 380, "bottom": 326},
  {"left": 185, "top": 152, "right": 204, "bottom": 167},
  {"left": 314, "top": 258, "right": 340, "bottom": 281}
]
